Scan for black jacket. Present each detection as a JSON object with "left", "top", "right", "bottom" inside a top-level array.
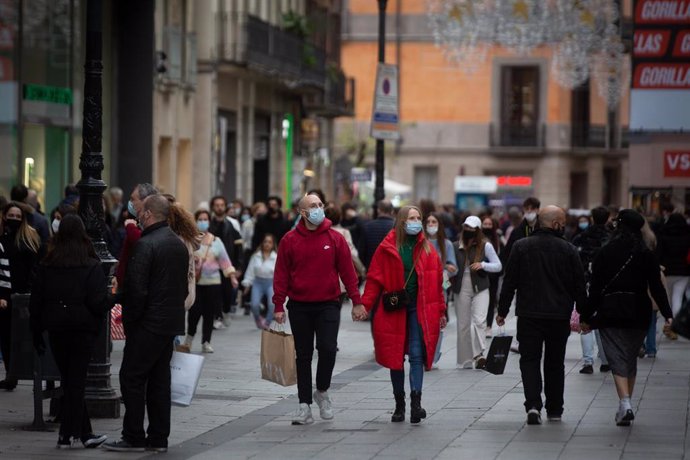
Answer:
[
  {"left": 584, "top": 235, "right": 672, "bottom": 330},
  {"left": 210, "top": 217, "right": 244, "bottom": 269},
  {"left": 29, "top": 260, "right": 109, "bottom": 332},
  {"left": 0, "top": 232, "right": 40, "bottom": 294},
  {"left": 252, "top": 212, "right": 289, "bottom": 250},
  {"left": 498, "top": 228, "right": 586, "bottom": 321},
  {"left": 502, "top": 219, "right": 537, "bottom": 265},
  {"left": 656, "top": 216, "right": 690, "bottom": 277},
  {"left": 572, "top": 224, "right": 610, "bottom": 277},
  {"left": 123, "top": 221, "right": 188, "bottom": 336},
  {"left": 359, "top": 216, "right": 395, "bottom": 269}
]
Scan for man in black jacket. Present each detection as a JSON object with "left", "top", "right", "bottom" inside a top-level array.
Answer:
[
  {"left": 104, "top": 195, "right": 189, "bottom": 453},
  {"left": 252, "top": 195, "right": 289, "bottom": 250},
  {"left": 210, "top": 196, "right": 244, "bottom": 320},
  {"left": 359, "top": 200, "right": 395, "bottom": 269},
  {"left": 497, "top": 206, "right": 586, "bottom": 425}
]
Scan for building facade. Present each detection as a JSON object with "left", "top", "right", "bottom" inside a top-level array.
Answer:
[{"left": 337, "top": 0, "right": 631, "bottom": 211}]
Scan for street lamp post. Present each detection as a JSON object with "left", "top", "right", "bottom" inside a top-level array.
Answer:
[
  {"left": 77, "top": 0, "right": 120, "bottom": 418},
  {"left": 374, "top": 0, "right": 387, "bottom": 218}
]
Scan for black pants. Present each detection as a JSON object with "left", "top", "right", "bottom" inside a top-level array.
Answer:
[
  {"left": 288, "top": 301, "right": 341, "bottom": 404},
  {"left": 516, "top": 316, "right": 570, "bottom": 416},
  {"left": 218, "top": 275, "right": 237, "bottom": 316},
  {"left": 486, "top": 273, "right": 500, "bottom": 327},
  {"left": 119, "top": 326, "right": 174, "bottom": 448},
  {"left": 0, "top": 306, "right": 12, "bottom": 380},
  {"left": 49, "top": 331, "right": 96, "bottom": 439},
  {"left": 188, "top": 284, "right": 221, "bottom": 343}
]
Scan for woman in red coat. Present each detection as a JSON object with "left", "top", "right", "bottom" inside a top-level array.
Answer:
[{"left": 360, "top": 205, "right": 446, "bottom": 423}]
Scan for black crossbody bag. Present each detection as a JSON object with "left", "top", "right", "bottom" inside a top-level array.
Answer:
[{"left": 382, "top": 252, "right": 420, "bottom": 312}]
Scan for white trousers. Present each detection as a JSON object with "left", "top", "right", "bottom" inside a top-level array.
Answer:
[
  {"left": 665, "top": 276, "right": 689, "bottom": 317},
  {"left": 455, "top": 274, "right": 490, "bottom": 366}
]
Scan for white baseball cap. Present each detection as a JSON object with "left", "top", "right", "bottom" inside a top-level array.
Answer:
[{"left": 463, "top": 216, "right": 482, "bottom": 229}]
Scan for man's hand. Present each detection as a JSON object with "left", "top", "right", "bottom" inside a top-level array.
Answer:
[
  {"left": 440, "top": 316, "right": 447, "bottom": 329},
  {"left": 496, "top": 315, "right": 506, "bottom": 327},
  {"left": 274, "top": 312, "right": 285, "bottom": 324},
  {"left": 445, "top": 264, "right": 458, "bottom": 274},
  {"left": 0, "top": 299, "right": 7, "bottom": 310},
  {"left": 352, "top": 304, "right": 368, "bottom": 321}
]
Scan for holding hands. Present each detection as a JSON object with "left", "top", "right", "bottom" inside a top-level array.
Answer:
[{"left": 352, "top": 304, "right": 368, "bottom": 321}]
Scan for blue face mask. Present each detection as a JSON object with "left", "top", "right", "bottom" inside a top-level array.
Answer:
[
  {"left": 578, "top": 222, "right": 589, "bottom": 230},
  {"left": 306, "top": 207, "right": 325, "bottom": 226},
  {"left": 405, "top": 221, "right": 423, "bottom": 235},
  {"left": 127, "top": 200, "right": 137, "bottom": 219},
  {"left": 197, "top": 221, "right": 210, "bottom": 232},
  {"left": 241, "top": 214, "right": 250, "bottom": 223}
]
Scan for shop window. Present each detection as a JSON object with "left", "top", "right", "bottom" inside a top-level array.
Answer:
[{"left": 414, "top": 166, "right": 438, "bottom": 203}]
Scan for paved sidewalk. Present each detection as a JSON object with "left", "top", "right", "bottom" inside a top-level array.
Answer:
[{"left": 0, "top": 306, "right": 688, "bottom": 459}]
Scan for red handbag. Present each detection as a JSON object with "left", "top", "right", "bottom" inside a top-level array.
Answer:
[{"left": 110, "top": 304, "right": 126, "bottom": 340}]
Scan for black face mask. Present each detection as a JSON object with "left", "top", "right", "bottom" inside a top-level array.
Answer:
[
  {"left": 463, "top": 230, "right": 477, "bottom": 239},
  {"left": 4, "top": 219, "right": 20, "bottom": 233},
  {"left": 482, "top": 228, "right": 494, "bottom": 237}
]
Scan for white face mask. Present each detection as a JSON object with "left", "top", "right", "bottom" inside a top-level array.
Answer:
[
  {"left": 426, "top": 225, "right": 438, "bottom": 236},
  {"left": 525, "top": 212, "right": 537, "bottom": 223},
  {"left": 51, "top": 218, "right": 60, "bottom": 234}
]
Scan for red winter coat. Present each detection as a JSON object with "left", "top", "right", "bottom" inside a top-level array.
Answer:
[{"left": 362, "top": 230, "right": 445, "bottom": 371}]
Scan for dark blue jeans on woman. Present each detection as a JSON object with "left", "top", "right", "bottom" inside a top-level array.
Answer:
[{"left": 391, "top": 300, "right": 424, "bottom": 393}]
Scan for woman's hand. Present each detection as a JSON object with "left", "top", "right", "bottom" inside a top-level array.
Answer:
[
  {"left": 580, "top": 322, "right": 591, "bottom": 334},
  {"left": 470, "top": 262, "right": 483, "bottom": 271},
  {"left": 440, "top": 316, "right": 447, "bottom": 329},
  {"left": 352, "top": 304, "right": 368, "bottom": 321},
  {"left": 229, "top": 274, "right": 239, "bottom": 289},
  {"left": 0, "top": 299, "right": 7, "bottom": 310}
]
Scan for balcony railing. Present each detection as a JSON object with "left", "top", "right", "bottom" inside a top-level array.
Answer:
[
  {"left": 303, "top": 68, "right": 355, "bottom": 117},
  {"left": 571, "top": 124, "right": 607, "bottom": 148},
  {"left": 490, "top": 122, "right": 545, "bottom": 148},
  {"left": 242, "top": 15, "right": 326, "bottom": 90}
]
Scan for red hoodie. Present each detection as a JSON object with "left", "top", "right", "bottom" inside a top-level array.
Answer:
[{"left": 273, "top": 218, "right": 362, "bottom": 312}]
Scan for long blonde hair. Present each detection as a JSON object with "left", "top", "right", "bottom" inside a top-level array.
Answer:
[
  {"left": 2, "top": 202, "right": 40, "bottom": 254},
  {"left": 163, "top": 194, "right": 202, "bottom": 251},
  {"left": 394, "top": 205, "right": 430, "bottom": 253}
]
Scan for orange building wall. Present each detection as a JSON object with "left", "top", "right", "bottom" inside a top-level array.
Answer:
[
  {"left": 342, "top": 41, "right": 576, "bottom": 124},
  {"left": 347, "top": 0, "right": 427, "bottom": 15}
]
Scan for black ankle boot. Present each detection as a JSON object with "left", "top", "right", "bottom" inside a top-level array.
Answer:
[
  {"left": 410, "top": 391, "right": 426, "bottom": 424},
  {"left": 391, "top": 392, "right": 405, "bottom": 422}
]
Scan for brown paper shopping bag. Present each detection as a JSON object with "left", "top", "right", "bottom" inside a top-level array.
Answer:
[{"left": 260, "top": 327, "right": 297, "bottom": 386}]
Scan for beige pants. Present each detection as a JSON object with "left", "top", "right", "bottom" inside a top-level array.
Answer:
[{"left": 455, "top": 273, "right": 490, "bottom": 366}]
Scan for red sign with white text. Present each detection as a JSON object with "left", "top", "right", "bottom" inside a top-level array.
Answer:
[
  {"left": 636, "top": 0, "right": 690, "bottom": 24},
  {"left": 633, "top": 63, "right": 690, "bottom": 88},
  {"left": 673, "top": 30, "right": 690, "bottom": 57},
  {"left": 634, "top": 30, "right": 671, "bottom": 57},
  {"left": 664, "top": 151, "right": 690, "bottom": 177}
]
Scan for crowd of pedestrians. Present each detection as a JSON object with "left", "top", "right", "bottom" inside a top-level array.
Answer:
[{"left": 0, "top": 181, "right": 689, "bottom": 451}]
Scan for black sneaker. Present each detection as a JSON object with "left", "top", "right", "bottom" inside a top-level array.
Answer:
[
  {"left": 82, "top": 433, "right": 107, "bottom": 448},
  {"left": 56, "top": 436, "right": 73, "bottom": 449},
  {"left": 579, "top": 365, "right": 594, "bottom": 374},
  {"left": 546, "top": 413, "right": 562, "bottom": 422},
  {"left": 102, "top": 438, "right": 145, "bottom": 452},
  {"left": 146, "top": 446, "right": 168, "bottom": 453},
  {"left": 527, "top": 408, "right": 542, "bottom": 425},
  {"left": 600, "top": 364, "right": 611, "bottom": 373},
  {"left": 0, "top": 379, "right": 17, "bottom": 391}
]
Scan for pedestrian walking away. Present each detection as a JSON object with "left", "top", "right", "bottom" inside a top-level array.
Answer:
[
  {"left": 452, "top": 215, "right": 502, "bottom": 369},
  {"left": 272, "top": 193, "right": 366, "bottom": 426},
  {"left": 29, "top": 214, "right": 110, "bottom": 449},
  {"left": 361, "top": 205, "right": 447, "bottom": 424},
  {"left": 497, "top": 205, "right": 587, "bottom": 425},
  {"left": 580, "top": 209, "right": 673, "bottom": 427},
  {"left": 103, "top": 195, "right": 189, "bottom": 452}
]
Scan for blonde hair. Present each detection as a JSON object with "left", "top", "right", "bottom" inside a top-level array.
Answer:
[
  {"left": 394, "top": 205, "right": 430, "bottom": 253},
  {"left": 3, "top": 202, "right": 40, "bottom": 254}
]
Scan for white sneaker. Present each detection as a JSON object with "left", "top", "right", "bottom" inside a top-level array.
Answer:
[
  {"left": 201, "top": 342, "right": 214, "bottom": 353},
  {"left": 313, "top": 390, "right": 334, "bottom": 420},
  {"left": 213, "top": 319, "right": 225, "bottom": 330},
  {"left": 291, "top": 403, "right": 314, "bottom": 425}
]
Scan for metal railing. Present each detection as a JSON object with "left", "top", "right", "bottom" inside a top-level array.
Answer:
[{"left": 490, "top": 122, "right": 545, "bottom": 148}]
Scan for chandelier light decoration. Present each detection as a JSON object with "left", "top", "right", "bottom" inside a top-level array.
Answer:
[{"left": 427, "top": 0, "right": 628, "bottom": 108}]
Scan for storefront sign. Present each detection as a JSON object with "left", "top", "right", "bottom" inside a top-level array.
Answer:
[
  {"left": 454, "top": 176, "right": 498, "bottom": 194},
  {"left": 370, "top": 63, "right": 400, "bottom": 141},
  {"left": 23, "top": 84, "right": 72, "bottom": 105},
  {"left": 663, "top": 150, "right": 690, "bottom": 177},
  {"left": 630, "top": 0, "right": 690, "bottom": 130}
]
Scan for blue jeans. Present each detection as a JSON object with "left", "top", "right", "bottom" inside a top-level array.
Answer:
[
  {"left": 645, "top": 311, "right": 657, "bottom": 355},
  {"left": 390, "top": 301, "right": 424, "bottom": 393},
  {"left": 250, "top": 277, "right": 274, "bottom": 324},
  {"left": 580, "top": 330, "right": 608, "bottom": 366}
]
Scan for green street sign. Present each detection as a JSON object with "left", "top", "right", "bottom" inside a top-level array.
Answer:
[{"left": 23, "top": 84, "right": 72, "bottom": 105}]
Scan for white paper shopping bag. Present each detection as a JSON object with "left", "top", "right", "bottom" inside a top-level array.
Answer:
[{"left": 170, "top": 351, "right": 205, "bottom": 407}]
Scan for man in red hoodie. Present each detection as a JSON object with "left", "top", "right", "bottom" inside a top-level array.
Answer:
[{"left": 274, "top": 193, "right": 366, "bottom": 425}]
